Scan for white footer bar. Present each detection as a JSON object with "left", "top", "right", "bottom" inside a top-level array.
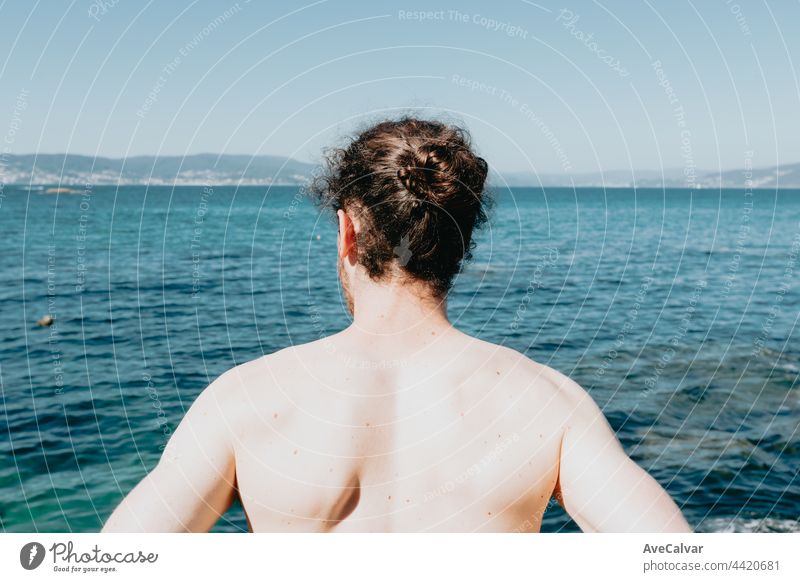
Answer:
[{"left": 2, "top": 533, "right": 798, "bottom": 581}]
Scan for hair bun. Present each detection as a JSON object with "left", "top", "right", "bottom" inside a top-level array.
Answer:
[{"left": 396, "top": 142, "right": 452, "bottom": 206}]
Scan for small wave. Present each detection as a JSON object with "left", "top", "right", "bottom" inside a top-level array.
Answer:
[{"left": 698, "top": 517, "right": 800, "bottom": 533}]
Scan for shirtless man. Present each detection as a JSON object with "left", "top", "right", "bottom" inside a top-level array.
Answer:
[{"left": 103, "top": 118, "right": 691, "bottom": 533}]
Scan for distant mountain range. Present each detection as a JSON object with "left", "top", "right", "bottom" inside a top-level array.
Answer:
[
  {"left": 497, "top": 164, "right": 800, "bottom": 188},
  {"left": 0, "top": 153, "right": 315, "bottom": 186},
  {"left": 1, "top": 153, "right": 799, "bottom": 188}
]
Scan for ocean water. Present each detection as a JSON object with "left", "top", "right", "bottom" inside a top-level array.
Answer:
[{"left": 0, "top": 185, "right": 798, "bottom": 533}]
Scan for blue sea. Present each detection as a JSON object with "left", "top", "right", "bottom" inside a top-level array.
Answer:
[{"left": 0, "top": 185, "right": 798, "bottom": 533}]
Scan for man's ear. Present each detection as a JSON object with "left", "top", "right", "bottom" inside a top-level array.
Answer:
[{"left": 337, "top": 208, "right": 358, "bottom": 263}]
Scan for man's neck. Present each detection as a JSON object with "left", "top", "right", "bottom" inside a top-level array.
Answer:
[{"left": 349, "top": 280, "right": 451, "bottom": 338}]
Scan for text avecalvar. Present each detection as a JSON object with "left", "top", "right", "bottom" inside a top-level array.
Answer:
[{"left": 643, "top": 543, "right": 703, "bottom": 554}]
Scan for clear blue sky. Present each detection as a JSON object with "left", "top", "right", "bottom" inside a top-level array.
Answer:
[{"left": 0, "top": 0, "right": 797, "bottom": 174}]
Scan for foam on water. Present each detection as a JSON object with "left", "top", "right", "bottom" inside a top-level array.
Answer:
[{"left": 698, "top": 518, "right": 800, "bottom": 533}]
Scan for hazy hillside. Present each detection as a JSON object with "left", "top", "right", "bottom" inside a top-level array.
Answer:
[
  {"left": 494, "top": 164, "right": 800, "bottom": 188},
  {"left": 0, "top": 153, "right": 315, "bottom": 186},
  {"left": 2, "top": 153, "right": 799, "bottom": 188}
]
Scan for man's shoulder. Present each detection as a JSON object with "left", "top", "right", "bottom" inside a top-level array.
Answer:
[
  {"left": 202, "top": 338, "right": 341, "bottom": 406},
  {"left": 213, "top": 336, "right": 341, "bottom": 385},
  {"left": 492, "top": 345, "right": 611, "bottom": 431},
  {"left": 465, "top": 338, "right": 591, "bottom": 413}
]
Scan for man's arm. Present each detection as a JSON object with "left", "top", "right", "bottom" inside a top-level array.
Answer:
[
  {"left": 553, "top": 374, "right": 692, "bottom": 533},
  {"left": 102, "top": 376, "right": 237, "bottom": 532}
]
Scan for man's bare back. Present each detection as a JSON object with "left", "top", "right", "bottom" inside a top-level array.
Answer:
[
  {"left": 103, "top": 117, "right": 690, "bottom": 533},
  {"left": 227, "top": 328, "right": 563, "bottom": 533}
]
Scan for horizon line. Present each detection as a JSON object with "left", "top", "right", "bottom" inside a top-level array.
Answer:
[{"left": 5, "top": 151, "right": 798, "bottom": 177}]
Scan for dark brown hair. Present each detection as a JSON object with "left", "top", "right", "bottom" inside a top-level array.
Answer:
[{"left": 311, "top": 117, "right": 490, "bottom": 296}]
